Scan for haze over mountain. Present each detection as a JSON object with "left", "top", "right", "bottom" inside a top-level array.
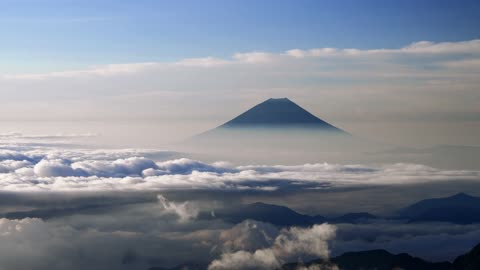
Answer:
[{"left": 183, "top": 97, "right": 367, "bottom": 164}]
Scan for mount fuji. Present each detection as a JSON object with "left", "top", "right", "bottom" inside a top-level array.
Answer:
[{"left": 217, "top": 97, "right": 347, "bottom": 133}]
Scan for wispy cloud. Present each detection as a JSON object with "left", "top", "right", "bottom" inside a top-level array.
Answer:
[{"left": 3, "top": 39, "right": 480, "bottom": 80}]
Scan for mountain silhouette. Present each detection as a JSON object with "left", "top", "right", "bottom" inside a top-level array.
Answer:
[
  {"left": 182, "top": 98, "right": 382, "bottom": 164},
  {"left": 282, "top": 249, "right": 453, "bottom": 270},
  {"left": 209, "top": 202, "right": 325, "bottom": 226},
  {"left": 149, "top": 242, "right": 480, "bottom": 270},
  {"left": 218, "top": 97, "right": 345, "bottom": 132},
  {"left": 200, "top": 202, "right": 377, "bottom": 226},
  {"left": 398, "top": 193, "right": 480, "bottom": 224},
  {"left": 453, "top": 243, "right": 480, "bottom": 270}
]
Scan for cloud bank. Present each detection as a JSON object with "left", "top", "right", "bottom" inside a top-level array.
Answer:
[{"left": 0, "top": 143, "right": 479, "bottom": 192}]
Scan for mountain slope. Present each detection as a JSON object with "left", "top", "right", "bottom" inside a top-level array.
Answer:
[
  {"left": 149, "top": 242, "right": 480, "bottom": 270},
  {"left": 211, "top": 202, "right": 325, "bottom": 226},
  {"left": 204, "top": 202, "right": 377, "bottom": 226},
  {"left": 453, "top": 243, "right": 480, "bottom": 270},
  {"left": 398, "top": 193, "right": 480, "bottom": 224},
  {"left": 218, "top": 98, "right": 344, "bottom": 132},
  {"left": 282, "top": 249, "right": 452, "bottom": 270}
]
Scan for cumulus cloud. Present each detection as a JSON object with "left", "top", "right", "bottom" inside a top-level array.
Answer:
[
  {"left": 0, "top": 160, "right": 32, "bottom": 173},
  {"left": 157, "top": 194, "right": 199, "bottom": 222},
  {"left": 209, "top": 222, "right": 336, "bottom": 270},
  {"left": 0, "top": 143, "right": 479, "bottom": 192},
  {"left": 0, "top": 150, "right": 35, "bottom": 162},
  {"left": 219, "top": 220, "right": 279, "bottom": 252},
  {"left": 72, "top": 157, "right": 158, "bottom": 177},
  {"left": 34, "top": 159, "right": 85, "bottom": 177}
]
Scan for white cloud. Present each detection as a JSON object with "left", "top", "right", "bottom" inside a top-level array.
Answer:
[
  {"left": 157, "top": 194, "right": 199, "bottom": 223},
  {"left": 208, "top": 222, "right": 336, "bottom": 270},
  {"left": 34, "top": 159, "right": 84, "bottom": 177},
  {"left": 0, "top": 143, "right": 479, "bottom": 192},
  {"left": 4, "top": 39, "right": 479, "bottom": 81},
  {"left": 219, "top": 220, "right": 279, "bottom": 252},
  {"left": 401, "top": 39, "right": 480, "bottom": 54},
  {"left": 233, "top": 52, "right": 275, "bottom": 64},
  {"left": 0, "top": 160, "right": 33, "bottom": 173},
  {"left": 175, "top": 57, "right": 230, "bottom": 67},
  {"left": 72, "top": 157, "right": 158, "bottom": 177}
]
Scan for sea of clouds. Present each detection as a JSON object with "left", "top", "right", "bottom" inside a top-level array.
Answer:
[
  {"left": 0, "top": 139, "right": 479, "bottom": 192},
  {"left": 0, "top": 135, "right": 480, "bottom": 269}
]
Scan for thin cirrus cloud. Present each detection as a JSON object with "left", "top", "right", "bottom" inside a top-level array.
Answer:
[{"left": 1, "top": 39, "right": 479, "bottom": 80}]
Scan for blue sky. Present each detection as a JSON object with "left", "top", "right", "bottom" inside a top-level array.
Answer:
[{"left": 1, "top": 0, "right": 479, "bottom": 72}]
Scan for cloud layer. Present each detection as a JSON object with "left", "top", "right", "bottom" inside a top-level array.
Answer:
[{"left": 0, "top": 143, "right": 479, "bottom": 192}]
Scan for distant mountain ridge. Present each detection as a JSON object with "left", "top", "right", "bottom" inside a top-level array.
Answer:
[
  {"left": 202, "top": 202, "right": 376, "bottom": 226},
  {"left": 205, "top": 193, "right": 480, "bottom": 226},
  {"left": 282, "top": 249, "right": 453, "bottom": 270},
  {"left": 218, "top": 98, "right": 345, "bottom": 132},
  {"left": 398, "top": 192, "right": 480, "bottom": 224},
  {"left": 149, "top": 243, "right": 480, "bottom": 270}
]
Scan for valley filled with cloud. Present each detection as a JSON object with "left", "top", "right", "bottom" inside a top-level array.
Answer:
[{"left": 0, "top": 135, "right": 479, "bottom": 269}]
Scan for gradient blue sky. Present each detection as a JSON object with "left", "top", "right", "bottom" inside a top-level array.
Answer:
[{"left": 1, "top": 0, "right": 480, "bottom": 72}]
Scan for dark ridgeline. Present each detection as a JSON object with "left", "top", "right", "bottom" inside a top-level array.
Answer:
[
  {"left": 218, "top": 97, "right": 346, "bottom": 132},
  {"left": 209, "top": 202, "right": 326, "bottom": 226},
  {"left": 200, "top": 202, "right": 376, "bottom": 226},
  {"left": 453, "top": 242, "right": 480, "bottom": 270},
  {"left": 398, "top": 192, "right": 480, "bottom": 224},
  {"left": 282, "top": 249, "right": 453, "bottom": 270},
  {"left": 283, "top": 243, "right": 480, "bottom": 270},
  {"left": 149, "top": 243, "right": 480, "bottom": 270}
]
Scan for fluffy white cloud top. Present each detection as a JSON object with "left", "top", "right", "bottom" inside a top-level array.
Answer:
[
  {"left": 208, "top": 222, "right": 336, "bottom": 270},
  {"left": 0, "top": 143, "right": 479, "bottom": 192}
]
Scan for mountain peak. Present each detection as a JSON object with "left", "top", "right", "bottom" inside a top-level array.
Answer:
[
  {"left": 451, "top": 192, "right": 473, "bottom": 199},
  {"left": 218, "top": 98, "right": 345, "bottom": 132},
  {"left": 265, "top": 97, "right": 292, "bottom": 102}
]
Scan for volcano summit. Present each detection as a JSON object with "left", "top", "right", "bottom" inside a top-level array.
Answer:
[
  {"left": 185, "top": 98, "right": 357, "bottom": 164},
  {"left": 218, "top": 97, "right": 346, "bottom": 133}
]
